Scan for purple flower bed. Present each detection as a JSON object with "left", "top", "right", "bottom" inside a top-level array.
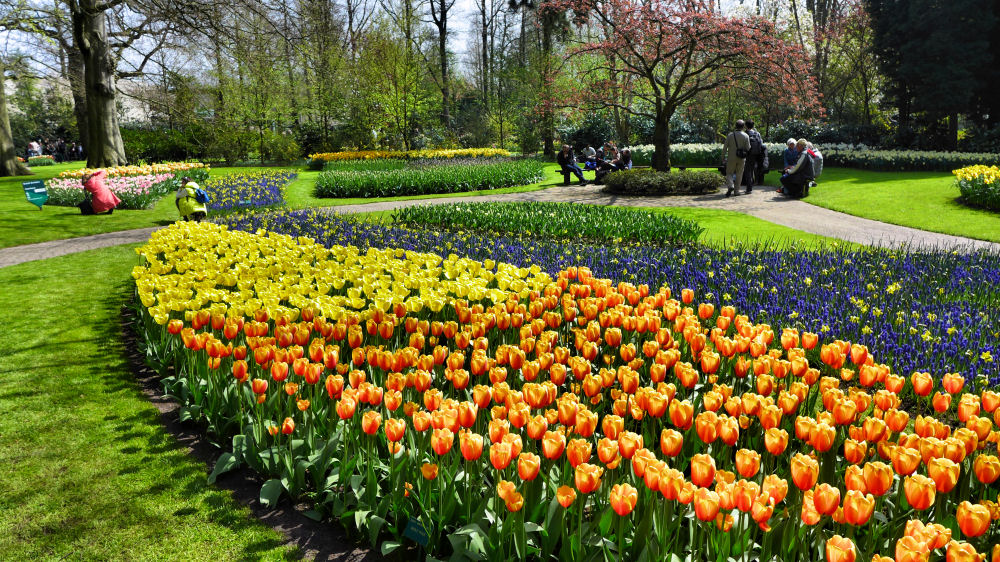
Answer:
[
  {"left": 205, "top": 170, "right": 297, "bottom": 213},
  {"left": 215, "top": 209, "right": 1000, "bottom": 385}
]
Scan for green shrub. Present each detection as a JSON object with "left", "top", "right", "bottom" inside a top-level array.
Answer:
[
  {"left": 628, "top": 143, "right": 1000, "bottom": 172},
  {"left": 393, "top": 201, "right": 704, "bottom": 245},
  {"left": 603, "top": 169, "right": 724, "bottom": 195},
  {"left": 314, "top": 159, "right": 546, "bottom": 198}
]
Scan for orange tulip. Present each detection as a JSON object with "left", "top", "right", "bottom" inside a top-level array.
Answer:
[
  {"left": 957, "top": 501, "right": 991, "bottom": 538},
  {"left": 813, "top": 482, "right": 841, "bottom": 515},
  {"left": 765, "top": 428, "right": 789, "bottom": 455},
  {"left": 542, "top": 430, "right": 566, "bottom": 460},
  {"left": 602, "top": 414, "right": 624, "bottom": 440},
  {"left": 660, "top": 428, "right": 683, "bottom": 457},
  {"left": 693, "top": 487, "right": 721, "bottom": 522},
  {"left": 361, "top": 410, "right": 381, "bottom": 435},
  {"left": 942, "top": 372, "right": 965, "bottom": 395},
  {"left": 826, "top": 535, "right": 857, "bottom": 562},
  {"left": 618, "top": 431, "right": 643, "bottom": 459},
  {"left": 863, "top": 461, "right": 894, "bottom": 497},
  {"left": 575, "top": 462, "right": 604, "bottom": 494},
  {"left": 490, "top": 441, "right": 513, "bottom": 470},
  {"left": 751, "top": 494, "right": 775, "bottom": 530},
  {"left": 933, "top": 392, "right": 953, "bottom": 413},
  {"left": 517, "top": 452, "right": 541, "bottom": 481},
  {"left": 421, "top": 462, "right": 438, "bottom": 480},
  {"left": 610, "top": 483, "right": 639, "bottom": 516},
  {"left": 384, "top": 418, "right": 406, "bottom": 442},
  {"left": 669, "top": 399, "right": 694, "bottom": 430},
  {"left": 695, "top": 411, "right": 719, "bottom": 444},
  {"left": 895, "top": 535, "right": 931, "bottom": 562},
  {"left": 431, "top": 427, "right": 454, "bottom": 455},
  {"left": 903, "top": 474, "right": 936, "bottom": 510},
  {"left": 844, "top": 439, "right": 867, "bottom": 465},
  {"left": 735, "top": 449, "right": 761, "bottom": 478},
  {"left": 280, "top": 417, "right": 295, "bottom": 435},
  {"left": 811, "top": 422, "right": 836, "bottom": 453},
  {"left": 845, "top": 465, "right": 867, "bottom": 493},
  {"left": 927, "top": 457, "right": 960, "bottom": 493},
  {"left": 843, "top": 490, "right": 875, "bottom": 526},
  {"left": 460, "top": 431, "right": 485, "bottom": 461},
  {"left": 892, "top": 446, "right": 921, "bottom": 476},
  {"left": 691, "top": 454, "right": 716, "bottom": 488},
  {"left": 557, "top": 484, "right": 576, "bottom": 508},
  {"left": 911, "top": 372, "right": 934, "bottom": 397},
  {"left": 762, "top": 474, "right": 788, "bottom": 504},
  {"left": 791, "top": 453, "right": 819, "bottom": 491},
  {"left": 974, "top": 454, "right": 1000, "bottom": 485},
  {"left": 946, "top": 541, "right": 982, "bottom": 562},
  {"left": 566, "top": 438, "right": 592, "bottom": 467}
]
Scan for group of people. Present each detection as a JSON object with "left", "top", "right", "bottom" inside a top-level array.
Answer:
[
  {"left": 27, "top": 138, "right": 83, "bottom": 162},
  {"left": 723, "top": 119, "right": 823, "bottom": 198},
  {"left": 557, "top": 141, "right": 633, "bottom": 185},
  {"left": 77, "top": 171, "right": 207, "bottom": 222}
]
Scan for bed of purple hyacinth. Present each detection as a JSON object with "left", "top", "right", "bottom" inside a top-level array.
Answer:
[
  {"left": 214, "top": 208, "right": 1000, "bottom": 386},
  {"left": 205, "top": 170, "right": 297, "bottom": 213}
]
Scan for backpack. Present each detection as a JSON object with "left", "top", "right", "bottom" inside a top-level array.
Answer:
[
  {"left": 194, "top": 187, "right": 210, "bottom": 204},
  {"left": 748, "top": 131, "right": 763, "bottom": 158}
]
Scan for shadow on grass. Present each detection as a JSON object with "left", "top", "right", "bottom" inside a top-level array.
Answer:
[{"left": 100, "top": 281, "right": 381, "bottom": 562}]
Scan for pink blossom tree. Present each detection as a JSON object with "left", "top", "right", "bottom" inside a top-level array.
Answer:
[{"left": 548, "top": 0, "right": 821, "bottom": 170}]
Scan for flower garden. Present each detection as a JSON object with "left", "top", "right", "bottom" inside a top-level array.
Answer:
[
  {"left": 45, "top": 162, "right": 211, "bottom": 209},
  {"left": 123, "top": 192, "right": 1000, "bottom": 560}
]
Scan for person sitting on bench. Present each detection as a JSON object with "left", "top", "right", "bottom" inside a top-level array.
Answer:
[
  {"left": 779, "top": 139, "right": 814, "bottom": 198},
  {"left": 557, "top": 144, "right": 588, "bottom": 185}
]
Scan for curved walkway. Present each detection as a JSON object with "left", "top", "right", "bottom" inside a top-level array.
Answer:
[{"left": 2, "top": 185, "right": 997, "bottom": 269}]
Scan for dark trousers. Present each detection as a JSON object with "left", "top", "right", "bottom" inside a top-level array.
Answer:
[
  {"left": 780, "top": 174, "right": 808, "bottom": 197},
  {"left": 78, "top": 200, "right": 95, "bottom": 215},
  {"left": 561, "top": 164, "right": 585, "bottom": 184}
]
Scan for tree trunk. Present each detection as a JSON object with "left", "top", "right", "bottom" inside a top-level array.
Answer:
[
  {"left": 650, "top": 111, "right": 671, "bottom": 171},
  {"left": 948, "top": 112, "right": 959, "bottom": 151},
  {"left": 73, "top": 1, "right": 127, "bottom": 167},
  {"left": 437, "top": 0, "right": 450, "bottom": 128},
  {"left": 66, "top": 45, "right": 89, "bottom": 155},
  {"left": 0, "top": 58, "right": 32, "bottom": 177}
]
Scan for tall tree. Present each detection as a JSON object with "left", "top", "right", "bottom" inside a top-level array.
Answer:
[
  {"left": 0, "top": 56, "right": 31, "bottom": 176},
  {"left": 426, "top": 0, "right": 454, "bottom": 127},
  {"left": 557, "top": 0, "right": 818, "bottom": 170}
]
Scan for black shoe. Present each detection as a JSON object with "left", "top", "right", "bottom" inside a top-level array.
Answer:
[
  {"left": 725, "top": 189, "right": 733, "bottom": 197},
  {"left": 745, "top": 189, "right": 752, "bottom": 194}
]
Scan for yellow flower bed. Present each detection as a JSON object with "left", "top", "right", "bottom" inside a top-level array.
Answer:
[
  {"left": 308, "top": 148, "right": 510, "bottom": 162},
  {"left": 59, "top": 161, "right": 210, "bottom": 179},
  {"left": 954, "top": 165, "right": 1000, "bottom": 184},
  {"left": 132, "top": 222, "right": 551, "bottom": 325}
]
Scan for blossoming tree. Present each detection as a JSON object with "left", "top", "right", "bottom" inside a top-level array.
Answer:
[{"left": 548, "top": 0, "right": 820, "bottom": 170}]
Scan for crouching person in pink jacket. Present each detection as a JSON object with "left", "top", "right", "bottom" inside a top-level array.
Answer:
[{"left": 80, "top": 169, "right": 121, "bottom": 215}]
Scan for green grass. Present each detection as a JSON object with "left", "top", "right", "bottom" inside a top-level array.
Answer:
[
  {"left": 765, "top": 167, "right": 1000, "bottom": 242},
  {"left": 0, "top": 245, "right": 297, "bottom": 560},
  {"left": 0, "top": 163, "right": 564, "bottom": 249}
]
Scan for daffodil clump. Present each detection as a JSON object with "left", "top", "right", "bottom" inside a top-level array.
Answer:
[
  {"left": 955, "top": 165, "right": 1000, "bottom": 210},
  {"left": 308, "top": 148, "right": 510, "bottom": 163},
  {"left": 133, "top": 222, "right": 551, "bottom": 326}
]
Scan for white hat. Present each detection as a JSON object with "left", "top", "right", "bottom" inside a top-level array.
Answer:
[{"left": 786, "top": 138, "right": 796, "bottom": 145}]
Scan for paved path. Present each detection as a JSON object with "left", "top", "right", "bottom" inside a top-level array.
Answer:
[{"left": 2, "top": 185, "right": 997, "bottom": 269}]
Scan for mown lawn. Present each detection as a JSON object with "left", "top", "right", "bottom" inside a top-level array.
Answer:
[
  {"left": 0, "top": 245, "right": 296, "bottom": 560},
  {"left": 766, "top": 167, "right": 1000, "bottom": 242}
]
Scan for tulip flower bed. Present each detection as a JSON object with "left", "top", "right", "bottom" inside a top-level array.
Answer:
[
  {"left": 392, "top": 202, "right": 705, "bottom": 245},
  {"left": 204, "top": 169, "right": 297, "bottom": 213},
  {"left": 134, "top": 221, "right": 1000, "bottom": 560},
  {"left": 216, "top": 210, "right": 1000, "bottom": 385},
  {"left": 27, "top": 155, "right": 56, "bottom": 166},
  {"left": 314, "top": 159, "right": 546, "bottom": 198},
  {"left": 58, "top": 161, "right": 209, "bottom": 179},
  {"left": 954, "top": 165, "right": 1000, "bottom": 211},
  {"left": 45, "top": 173, "right": 178, "bottom": 209}
]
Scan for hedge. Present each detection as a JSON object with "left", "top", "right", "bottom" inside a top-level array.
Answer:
[
  {"left": 314, "top": 159, "right": 546, "bottom": 198},
  {"left": 602, "top": 169, "right": 724, "bottom": 196}
]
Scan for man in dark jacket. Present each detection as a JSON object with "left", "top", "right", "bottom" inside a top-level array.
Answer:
[{"left": 557, "top": 144, "right": 587, "bottom": 185}]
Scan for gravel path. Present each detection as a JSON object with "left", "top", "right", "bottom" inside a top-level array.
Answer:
[{"left": 2, "top": 184, "right": 996, "bottom": 269}]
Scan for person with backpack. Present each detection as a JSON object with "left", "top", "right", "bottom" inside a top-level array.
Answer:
[
  {"left": 742, "top": 120, "right": 765, "bottom": 193},
  {"left": 175, "top": 176, "right": 208, "bottom": 221},
  {"left": 779, "top": 139, "right": 815, "bottom": 198},
  {"left": 723, "top": 120, "right": 751, "bottom": 197}
]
